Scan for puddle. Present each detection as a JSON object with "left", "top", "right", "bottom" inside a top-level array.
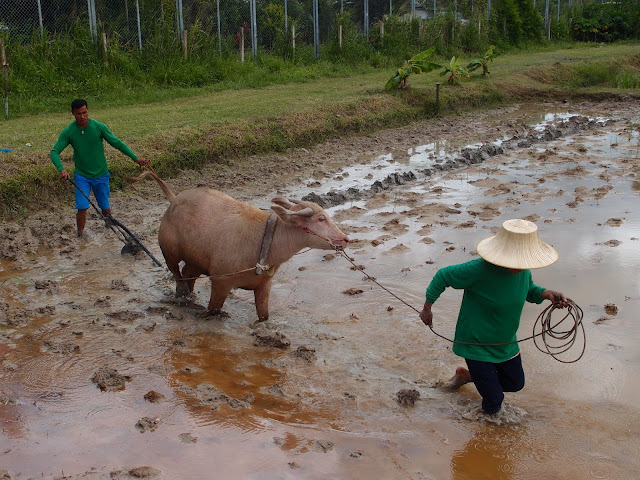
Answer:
[{"left": 1, "top": 103, "right": 639, "bottom": 479}]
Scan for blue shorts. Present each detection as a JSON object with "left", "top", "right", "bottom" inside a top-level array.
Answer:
[{"left": 73, "top": 172, "right": 111, "bottom": 211}]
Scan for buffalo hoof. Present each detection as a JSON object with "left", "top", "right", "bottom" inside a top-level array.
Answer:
[
  {"left": 202, "top": 309, "right": 229, "bottom": 319},
  {"left": 175, "top": 282, "right": 191, "bottom": 298}
]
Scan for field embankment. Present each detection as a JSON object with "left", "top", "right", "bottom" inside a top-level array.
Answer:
[{"left": 0, "top": 43, "right": 639, "bottom": 220}]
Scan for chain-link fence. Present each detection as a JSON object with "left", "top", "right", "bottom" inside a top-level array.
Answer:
[{"left": 0, "top": 0, "right": 596, "bottom": 58}]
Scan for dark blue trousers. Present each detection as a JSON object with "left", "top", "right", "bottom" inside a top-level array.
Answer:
[{"left": 465, "top": 354, "right": 525, "bottom": 414}]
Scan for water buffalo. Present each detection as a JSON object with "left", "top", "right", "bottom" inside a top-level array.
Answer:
[{"left": 134, "top": 171, "right": 349, "bottom": 321}]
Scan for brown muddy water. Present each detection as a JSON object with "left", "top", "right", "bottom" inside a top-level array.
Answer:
[{"left": 1, "top": 102, "right": 639, "bottom": 479}]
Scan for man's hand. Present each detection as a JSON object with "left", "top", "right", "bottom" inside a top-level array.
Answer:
[
  {"left": 420, "top": 302, "right": 433, "bottom": 327},
  {"left": 135, "top": 157, "right": 150, "bottom": 168},
  {"left": 60, "top": 169, "right": 69, "bottom": 180},
  {"left": 542, "top": 289, "right": 568, "bottom": 308}
]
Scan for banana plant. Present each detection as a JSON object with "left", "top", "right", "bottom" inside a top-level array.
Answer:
[
  {"left": 440, "top": 56, "right": 469, "bottom": 85},
  {"left": 466, "top": 45, "right": 497, "bottom": 77},
  {"left": 385, "top": 48, "right": 442, "bottom": 90}
]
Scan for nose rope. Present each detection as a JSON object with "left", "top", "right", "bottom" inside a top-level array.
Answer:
[
  {"left": 301, "top": 226, "right": 346, "bottom": 251},
  {"left": 336, "top": 249, "right": 585, "bottom": 363}
]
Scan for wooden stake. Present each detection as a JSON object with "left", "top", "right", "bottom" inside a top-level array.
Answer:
[
  {"left": 380, "top": 22, "right": 384, "bottom": 44},
  {"left": 240, "top": 27, "right": 245, "bottom": 63},
  {"left": 102, "top": 32, "right": 108, "bottom": 60},
  {"left": 182, "top": 30, "right": 188, "bottom": 59},
  {"left": 338, "top": 25, "right": 342, "bottom": 49}
]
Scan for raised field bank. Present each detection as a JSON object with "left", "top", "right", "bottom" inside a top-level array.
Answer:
[{"left": 0, "top": 46, "right": 639, "bottom": 479}]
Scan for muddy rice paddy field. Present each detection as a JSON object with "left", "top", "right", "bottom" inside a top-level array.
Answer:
[{"left": 1, "top": 99, "right": 639, "bottom": 479}]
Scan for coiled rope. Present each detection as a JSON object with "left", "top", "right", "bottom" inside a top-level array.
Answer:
[{"left": 336, "top": 249, "right": 585, "bottom": 363}]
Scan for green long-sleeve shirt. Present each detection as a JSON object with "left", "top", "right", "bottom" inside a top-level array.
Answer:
[
  {"left": 425, "top": 258, "right": 546, "bottom": 362},
  {"left": 50, "top": 119, "right": 137, "bottom": 179}
]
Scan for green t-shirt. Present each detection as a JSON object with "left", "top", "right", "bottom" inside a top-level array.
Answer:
[
  {"left": 50, "top": 118, "right": 137, "bottom": 179},
  {"left": 425, "top": 258, "right": 546, "bottom": 362}
]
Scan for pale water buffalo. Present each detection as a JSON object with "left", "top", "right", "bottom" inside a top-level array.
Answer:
[{"left": 136, "top": 171, "right": 349, "bottom": 321}]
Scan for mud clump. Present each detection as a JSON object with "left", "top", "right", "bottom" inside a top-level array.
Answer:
[
  {"left": 605, "top": 217, "right": 625, "bottom": 227},
  {"left": 144, "top": 390, "right": 165, "bottom": 403},
  {"left": 253, "top": 331, "right": 291, "bottom": 349},
  {"left": 42, "top": 340, "right": 80, "bottom": 354},
  {"left": 127, "top": 466, "right": 162, "bottom": 478},
  {"left": 135, "top": 417, "right": 161, "bottom": 433},
  {"left": 107, "top": 310, "right": 145, "bottom": 322},
  {"left": 302, "top": 172, "right": 417, "bottom": 208},
  {"left": 594, "top": 317, "right": 611, "bottom": 325},
  {"left": 0, "top": 304, "right": 29, "bottom": 327},
  {"left": 293, "top": 345, "right": 317, "bottom": 363},
  {"left": 396, "top": 389, "right": 421, "bottom": 405},
  {"left": 343, "top": 288, "right": 364, "bottom": 295},
  {"left": 111, "top": 279, "right": 130, "bottom": 291},
  {"left": 91, "top": 366, "right": 131, "bottom": 391},
  {"left": 179, "top": 432, "right": 198, "bottom": 443},
  {"left": 597, "top": 240, "right": 622, "bottom": 247},
  {"left": 0, "top": 223, "right": 39, "bottom": 261},
  {"left": 180, "top": 383, "right": 253, "bottom": 410},
  {"left": 312, "top": 440, "right": 335, "bottom": 453},
  {"left": 604, "top": 303, "right": 618, "bottom": 315},
  {"left": 34, "top": 279, "right": 59, "bottom": 293}
]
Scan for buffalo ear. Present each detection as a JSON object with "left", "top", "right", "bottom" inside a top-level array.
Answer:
[
  {"left": 271, "top": 204, "right": 312, "bottom": 226},
  {"left": 271, "top": 197, "right": 298, "bottom": 209},
  {"left": 271, "top": 204, "right": 294, "bottom": 224}
]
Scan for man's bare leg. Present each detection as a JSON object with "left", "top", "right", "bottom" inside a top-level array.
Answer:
[{"left": 77, "top": 209, "right": 88, "bottom": 236}]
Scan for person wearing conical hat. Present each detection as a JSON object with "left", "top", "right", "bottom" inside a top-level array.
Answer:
[{"left": 419, "top": 219, "right": 569, "bottom": 415}]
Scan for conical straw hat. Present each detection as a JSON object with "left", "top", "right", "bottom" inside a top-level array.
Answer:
[{"left": 476, "top": 219, "right": 558, "bottom": 269}]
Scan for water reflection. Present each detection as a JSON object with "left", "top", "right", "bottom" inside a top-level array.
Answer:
[{"left": 450, "top": 428, "right": 521, "bottom": 480}]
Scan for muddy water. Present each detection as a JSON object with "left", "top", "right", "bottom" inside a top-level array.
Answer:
[{"left": 1, "top": 104, "right": 639, "bottom": 479}]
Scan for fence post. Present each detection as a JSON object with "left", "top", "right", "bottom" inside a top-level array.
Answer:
[
  {"left": 1, "top": 39, "right": 8, "bottom": 120},
  {"left": 136, "top": 0, "right": 142, "bottom": 51},
  {"left": 176, "top": 0, "right": 184, "bottom": 39},
  {"left": 338, "top": 24, "right": 342, "bottom": 49},
  {"left": 364, "top": 0, "right": 369, "bottom": 38},
  {"left": 36, "top": 0, "right": 44, "bottom": 40},
  {"left": 435, "top": 82, "right": 440, "bottom": 114},
  {"left": 240, "top": 27, "right": 245, "bottom": 63},
  {"left": 380, "top": 22, "right": 384, "bottom": 44},
  {"left": 87, "top": 0, "right": 98, "bottom": 42},
  {"left": 313, "top": 0, "right": 319, "bottom": 59},
  {"left": 250, "top": 0, "right": 258, "bottom": 59},
  {"left": 545, "top": 0, "right": 550, "bottom": 39},
  {"left": 292, "top": 24, "right": 295, "bottom": 52},
  {"left": 216, "top": 0, "right": 222, "bottom": 56},
  {"left": 182, "top": 30, "right": 188, "bottom": 59}
]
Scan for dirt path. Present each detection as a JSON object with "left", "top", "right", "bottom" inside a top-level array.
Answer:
[{"left": 1, "top": 99, "right": 639, "bottom": 480}]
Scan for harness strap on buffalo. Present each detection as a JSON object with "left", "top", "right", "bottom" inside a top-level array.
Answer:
[{"left": 255, "top": 213, "right": 278, "bottom": 275}]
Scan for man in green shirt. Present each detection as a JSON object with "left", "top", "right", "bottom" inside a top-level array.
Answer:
[
  {"left": 50, "top": 99, "right": 149, "bottom": 237},
  {"left": 420, "top": 219, "right": 568, "bottom": 415}
]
